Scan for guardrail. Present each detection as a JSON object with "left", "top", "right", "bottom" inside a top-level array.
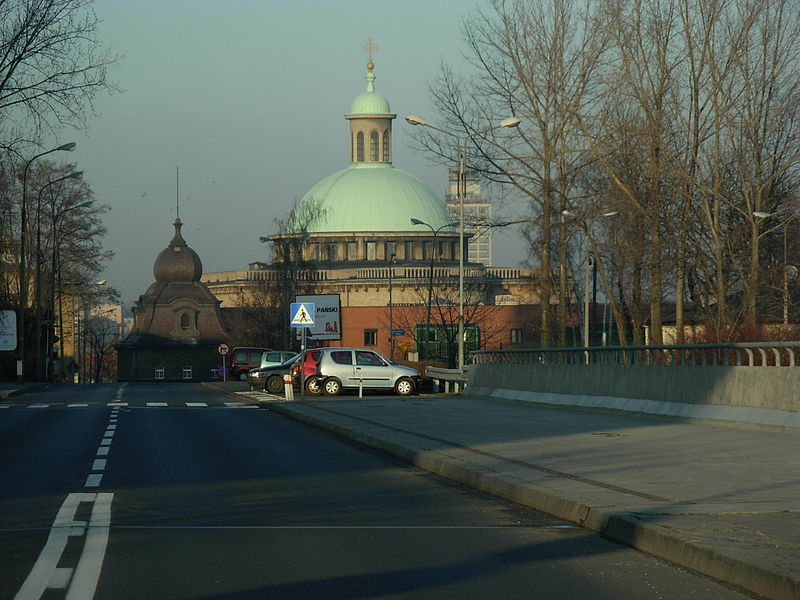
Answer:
[
  {"left": 472, "top": 341, "right": 800, "bottom": 367},
  {"left": 425, "top": 366, "right": 469, "bottom": 393}
]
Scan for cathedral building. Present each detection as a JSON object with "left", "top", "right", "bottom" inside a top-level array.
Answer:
[{"left": 202, "top": 59, "right": 539, "bottom": 364}]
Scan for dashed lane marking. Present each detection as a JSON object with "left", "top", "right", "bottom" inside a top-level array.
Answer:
[{"left": 84, "top": 474, "right": 103, "bottom": 488}]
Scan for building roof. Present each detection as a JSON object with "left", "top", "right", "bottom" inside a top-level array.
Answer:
[
  {"left": 348, "top": 60, "right": 391, "bottom": 115},
  {"left": 292, "top": 163, "right": 454, "bottom": 233}
]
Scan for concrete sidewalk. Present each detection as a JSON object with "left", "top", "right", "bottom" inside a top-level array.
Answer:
[{"left": 261, "top": 394, "right": 799, "bottom": 600}]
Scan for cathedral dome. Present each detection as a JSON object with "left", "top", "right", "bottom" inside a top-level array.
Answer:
[
  {"left": 153, "top": 218, "right": 203, "bottom": 282},
  {"left": 292, "top": 163, "right": 453, "bottom": 233},
  {"left": 290, "top": 59, "right": 452, "bottom": 235}
]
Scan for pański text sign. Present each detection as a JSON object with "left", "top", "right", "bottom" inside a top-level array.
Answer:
[
  {"left": 295, "top": 294, "right": 341, "bottom": 340},
  {"left": 0, "top": 310, "right": 16, "bottom": 351}
]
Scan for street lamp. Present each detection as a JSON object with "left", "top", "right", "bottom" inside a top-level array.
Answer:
[
  {"left": 34, "top": 171, "right": 83, "bottom": 379},
  {"left": 49, "top": 203, "right": 93, "bottom": 380},
  {"left": 388, "top": 252, "right": 396, "bottom": 360},
  {"left": 754, "top": 210, "right": 798, "bottom": 324},
  {"left": 562, "top": 210, "right": 619, "bottom": 351},
  {"left": 405, "top": 115, "right": 520, "bottom": 370},
  {"left": 410, "top": 218, "right": 457, "bottom": 361},
  {"left": 16, "top": 142, "right": 76, "bottom": 382}
]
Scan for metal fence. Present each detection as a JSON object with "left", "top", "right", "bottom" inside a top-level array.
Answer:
[{"left": 472, "top": 341, "right": 800, "bottom": 367}]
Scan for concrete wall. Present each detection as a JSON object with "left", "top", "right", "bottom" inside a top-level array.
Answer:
[{"left": 469, "top": 363, "right": 800, "bottom": 412}]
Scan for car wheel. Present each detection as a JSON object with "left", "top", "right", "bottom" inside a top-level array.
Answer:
[
  {"left": 305, "top": 376, "right": 322, "bottom": 396},
  {"left": 395, "top": 377, "right": 415, "bottom": 396},
  {"left": 322, "top": 377, "right": 342, "bottom": 396},
  {"left": 265, "top": 375, "right": 284, "bottom": 395},
  {"left": 238, "top": 371, "right": 248, "bottom": 382}
]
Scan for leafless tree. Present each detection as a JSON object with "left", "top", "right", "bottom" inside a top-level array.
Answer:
[
  {"left": 412, "top": 0, "right": 608, "bottom": 348},
  {"left": 0, "top": 0, "right": 118, "bottom": 143}
]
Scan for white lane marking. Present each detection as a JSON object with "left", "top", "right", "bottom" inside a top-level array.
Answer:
[
  {"left": 146, "top": 402, "right": 168, "bottom": 407},
  {"left": 84, "top": 474, "right": 102, "bottom": 488},
  {"left": 103, "top": 430, "right": 114, "bottom": 438},
  {"left": 65, "top": 493, "right": 112, "bottom": 600},
  {"left": 106, "top": 425, "right": 116, "bottom": 430},
  {"left": 106, "top": 403, "right": 126, "bottom": 407},
  {"left": 48, "top": 568, "right": 73, "bottom": 590},
  {"left": 13, "top": 493, "right": 94, "bottom": 600},
  {"left": 96, "top": 446, "right": 109, "bottom": 457},
  {"left": 186, "top": 402, "right": 207, "bottom": 407},
  {"left": 99, "top": 439, "right": 111, "bottom": 447},
  {"left": 28, "top": 404, "right": 50, "bottom": 409},
  {"left": 68, "top": 404, "right": 88, "bottom": 408},
  {"left": 0, "top": 405, "right": 10, "bottom": 409},
  {"left": 91, "top": 459, "right": 106, "bottom": 471}
]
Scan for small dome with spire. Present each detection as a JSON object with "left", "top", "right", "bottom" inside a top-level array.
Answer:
[
  {"left": 349, "top": 60, "right": 392, "bottom": 115},
  {"left": 153, "top": 218, "right": 203, "bottom": 282}
]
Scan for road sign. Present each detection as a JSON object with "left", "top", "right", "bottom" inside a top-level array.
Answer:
[
  {"left": 0, "top": 310, "right": 16, "bottom": 351},
  {"left": 290, "top": 302, "right": 315, "bottom": 327},
  {"left": 217, "top": 343, "right": 230, "bottom": 356},
  {"left": 391, "top": 329, "right": 405, "bottom": 337}
]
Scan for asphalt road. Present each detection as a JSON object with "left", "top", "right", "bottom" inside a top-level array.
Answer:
[{"left": 0, "top": 383, "right": 753, "bottom": 599}]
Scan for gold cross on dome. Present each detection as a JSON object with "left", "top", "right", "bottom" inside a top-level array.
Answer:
[{"left": 362, "top": 37, "right": 378, "bottom": 63}]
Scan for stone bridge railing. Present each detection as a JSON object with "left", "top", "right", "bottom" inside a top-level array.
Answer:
[{"left": 467, "top": 343, "right": 800, "bottom": 428}]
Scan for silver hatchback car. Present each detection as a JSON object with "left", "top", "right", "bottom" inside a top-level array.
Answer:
[{"left": 306, "top": 348, "right": 422, "bottom": 396}]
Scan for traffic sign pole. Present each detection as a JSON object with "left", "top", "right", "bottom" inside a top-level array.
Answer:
[{"left": 217, "top": 343, "right": 230, "bottom": 383}]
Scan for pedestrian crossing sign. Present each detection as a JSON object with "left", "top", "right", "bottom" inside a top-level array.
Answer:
[{"left": 290, "top": 302, "right": 315, "bottom": 327}]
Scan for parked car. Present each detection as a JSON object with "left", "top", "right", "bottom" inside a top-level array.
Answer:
[
  {"left": 259, "top": 350, "right": 299, "bottom": 368},
  {"left": 228, "top": 347, "right": 271, "bottom": 381},
  {"left": 290, "top": 349, "right": 323, "bottom": 392},
  {"left": 294, "top": 347, "right": 422, "bottom": 396},
  {"left": 246, "top": 355, "right": 301, "bottom": 394}
]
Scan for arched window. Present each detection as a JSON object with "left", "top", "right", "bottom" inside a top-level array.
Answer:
[
  {"left": 356, "top": 132, "right": 365, "bottom": 162},
  {"left": 350, "top": 132, "right": 354, "bottom": 162},
  {"left": 382, "top": 129, "right": 390, "bottom": 162},
  {"left": 369, "top": 131, "right": 379, "bottom": 161},
  {"left": 180, "top": 312, "right": 190, "bottom": 331}
]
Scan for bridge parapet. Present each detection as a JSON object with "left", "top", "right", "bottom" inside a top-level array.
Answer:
[{"left": 469, "top": 342, "right": 800, "bottom": 428}]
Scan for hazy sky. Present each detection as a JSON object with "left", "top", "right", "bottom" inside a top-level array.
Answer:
[{"left": 55, "top": 0, "right": 527, "bottom": 307}]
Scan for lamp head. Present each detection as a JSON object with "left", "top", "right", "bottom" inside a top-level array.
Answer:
[
  {"left": 67, "top": 171, "right": 83, "bottom": 180},
  {"left": 499, "top": 117, "right": 521, "bottom": 128},
  {"left": 753, "top": 211, "right": 771, "bottom": 219},
  {"left": 57, "top": 142, "right": 77, "bottom": 152},
  {"left": 405, "top": 115, "right": 427, "bottom": 126},
  {"left": 410, "top": 218, "right": 425, "bottom": 225}
]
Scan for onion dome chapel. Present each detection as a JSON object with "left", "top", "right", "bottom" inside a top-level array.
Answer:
[{"left": 117, "top": 217, "right": 231, "bottom": 382}]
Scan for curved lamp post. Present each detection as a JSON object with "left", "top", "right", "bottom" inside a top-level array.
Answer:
[
  {"left": 16, "top": 142, "right": 76, "bottom": 381},
  {"left": 410, "top": 218, "right": 457, "bottom": 361},
  {"left": 34, "top": 171, "right": 83, "bottom": 379},
  {"left": 562, "top": 210, "right": 619, "bottom": 352},
  {"left": 49, "top": 201, "right": 92, "bottom": 380},
  {"left": 405, "top": 115, "right": 520, "bottom": 370}
]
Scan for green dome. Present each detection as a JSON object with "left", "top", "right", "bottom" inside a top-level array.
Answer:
[
  {"left": 349, "top": 70, "right": 391, "bottom": 115},
  {"left": 350, "top": 90, "right": 391, "bottom": 115},
  {"left": 291, "top": 163, "right": 453, "bottom": 234}
]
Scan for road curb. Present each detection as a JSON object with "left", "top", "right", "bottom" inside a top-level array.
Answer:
[{"left": 270, "top": 401, "right": 798, "bottom": 600}]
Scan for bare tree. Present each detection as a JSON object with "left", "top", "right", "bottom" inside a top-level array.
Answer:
[
  {"left": 413, "top": 0, "right": 608, "bottom": 348},
  {"left": 0, "top": 0, "right": 118, "bottom": 142}
]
